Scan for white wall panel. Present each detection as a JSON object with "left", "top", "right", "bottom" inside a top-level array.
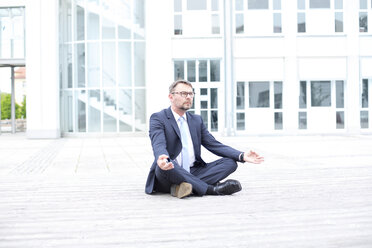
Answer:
[
  {"left": 297, "top": 37, "right": 347, "bottom": 57},
  {"left": 298, "top": 58, "right": 347, "bottom": 79},
  {"left": 235, "top": 38, "right": 285, "bottom": 58},
  {"left": 235, "top": 58, "right": 284, "bottom": 81},
  {"left": 172, "top": 39, "right": 224, "bottom": 59},
  {"left": 360, "top": 37, "right": 372, "bottom": 56},
  {"left": 361, "top": 58, "right": 372, "bottom": 78}
]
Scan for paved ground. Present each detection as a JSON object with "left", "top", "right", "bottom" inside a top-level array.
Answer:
[{"left": 0, "top": 133, "right": 372, "bottom": 247}]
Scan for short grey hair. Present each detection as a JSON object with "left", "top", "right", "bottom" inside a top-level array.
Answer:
[{"left": 169, "top": 79, "right": 193, "bottom": 93}]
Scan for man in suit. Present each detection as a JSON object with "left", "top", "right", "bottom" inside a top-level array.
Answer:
[{"left": 145, "top": 80, "right": 264, "bottom": 198}]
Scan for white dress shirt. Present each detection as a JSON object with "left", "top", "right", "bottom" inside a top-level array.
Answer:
[{"left": 171, "top": 109, "right": 196, "bottom": 168}]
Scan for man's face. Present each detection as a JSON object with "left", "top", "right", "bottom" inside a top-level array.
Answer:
[{"left": 169, "top": 83, "right": 194, "bottom": 112}]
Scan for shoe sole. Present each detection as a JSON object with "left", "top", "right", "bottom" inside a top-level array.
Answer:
[{"left": 171, "top": 182, "right": 192, "bottom": 199}]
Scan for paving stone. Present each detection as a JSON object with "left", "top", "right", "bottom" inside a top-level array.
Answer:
[{"left": 0, "top": 134, "right": 371, "bottom": 247}]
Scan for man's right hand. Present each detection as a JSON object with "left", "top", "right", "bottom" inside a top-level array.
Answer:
[{"left": 157, "top": 154, "right": 174, "bottom": 170}]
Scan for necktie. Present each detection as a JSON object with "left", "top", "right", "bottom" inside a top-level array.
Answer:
[{"left": 179, "top": 116, "right": 190, "bottom": 172}]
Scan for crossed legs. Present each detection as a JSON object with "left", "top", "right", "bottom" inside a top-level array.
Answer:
[{"left": 154, "top": 158, "right": 238, "bottom": 196}]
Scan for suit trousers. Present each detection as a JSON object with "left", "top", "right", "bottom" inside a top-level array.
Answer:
[{"left": 154, "top": 158, "right": 238, "bottom": 195}]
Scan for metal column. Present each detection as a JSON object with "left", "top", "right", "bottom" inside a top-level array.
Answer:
[{"left": 11, "top": 66, "right": 16, "bottom": 134}]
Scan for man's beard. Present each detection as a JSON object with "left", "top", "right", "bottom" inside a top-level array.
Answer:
[{"left": 180, "top": 102, "right": 191, "bottom": 111}]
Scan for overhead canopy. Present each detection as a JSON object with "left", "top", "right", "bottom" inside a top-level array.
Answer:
[{"left": 0, "top": 59, "right": 25, "bottom": 67}]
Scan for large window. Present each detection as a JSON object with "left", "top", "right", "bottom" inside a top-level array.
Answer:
[
  {"left": 60, "top": 0, "right": 146, "bottom": 133},
  {"left": 297, "top": 0, "right": 344, "bottom": 34},
  {"left": 174, "top": 0, "right": 222, "bottom": 36},
  {"left": 236, "top": 81, "right": 283, "bottom": 131},
  {"left": 234, "top": 0, "right": 282, "bottom": 35},
  {"left": 174, "top": 59, "right": 222, "bottom": 131},
  {"left": 298, "top": 80, "right": 345, "bottom": 130}
]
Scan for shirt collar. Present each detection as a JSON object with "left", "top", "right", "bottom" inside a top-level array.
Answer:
[{"left": 171, "top": 108, "right": 187, "bottom": 122}]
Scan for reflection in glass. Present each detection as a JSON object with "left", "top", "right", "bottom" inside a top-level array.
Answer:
[
  {"left": 134, "top": 42, "right": 145, "bottom": 86},
  {"left": 212, "top": 14, "right": 220, "bottom": 34},
  {"left": 118, "top": 26, "right": 131, "bottom": 39},
  {"left": 88, "top": 90, "right": 101, "bottom": 132},
  {"left": 174, "top": 61, "right": 184, "bottom": 80},
  {"left": 103, "top": 90, "right": 117, "bottom": 132},
  {"left": 336, "top": 80, "right": 344, "bottom": 108},
  {"left": 119, "top": 89, "right": 133, "bottom": 132},
  {"left": 299, "top": 81, "right": 307, "bottom": 108},
  {"left": 235, "top": 0, "right": 244, "bottom": 10},
  {"left": 118, "top": 42, "right": 132, "bottom": 87},
  {"left": 335, "top": 12, "right": 343, "bottom": 32},
  {"left": 273, "top": 13, "right": 282, "bottom": 33},
  {"left": 199, "top": 60, "right": 207, "bottom": 82},
  {"left": 134, "top": 0, "right": 145, "bottom": 28},
  {"left": 360, "top": 0, "right": 367, "bottom": 9},
  {"left": 362, "top": 79, "right": 368, "bottom": 108},
  {"left": 310, "top": 0, "right": 330, "bottom": 8},
  {"left": 201, "top": 111, "right": 208, "bottom": 128},
  {"left": 311, "top": 81, "right": 331, "bottom": 107},
  {"left": 201, "top": 101, "right": 208, "bottom": 109},
  {"left": 212, "top": 0, "right": 219, "bottom": 10},
  {"left": 102, "top": 18, "right": 115, "bottom": 39},
  {"left": 76, "top": 6, "right": 84, "bottom": 40},
  {"left": 0, "top": 7, "right": 25, "bottom": 58},
  {"left": 87, "top": 42, "right": 100, "bottom": 88},
  {"left": 273, "top": 0, "right": 281, "bottom": 10},
  {"left": 335, "top": 0, "right": 343, "bottom": 9},
  {"left": 336, "top": 111, "right": 344, "bottom": 129},
  {"left": 248, "top": 0, "right": 269, "bottom": 9},
  {"left": 76, "top": 43, "right": 85, "bottom": 88},
  {"left": 275, "top": 112, "right": 283, "bottom": 130},
  {"left": 210, "top": 60, "right": 220, "bottom": 82},
  {"left": 298, "top": 0, "right": 305, "bottom": 9},
  {"left": 274, "top": 81, "right": 282, "bottom": 109},
  {"left": 187, "top": 0, "right": 207, "bottom": 10},
  {"left": 236, "top": 113, "right": 245, "bottom": 130},
  {"left": 135, "top": 89, "right": 146, "bottom": 131},
  {"left": 299, "top": 112, "right": 307, "bottom": 129},
  {"left": 298, "top": 13, "right": 306, "bottom": 33},
  {"left": 249, "top": 82, "right": 270, "bottom": 108},
  {"left": 75, "top": 90, "right": 86, "bottom": 132},
  {"left": 61, "top": 91, "right": 73, "bottom": 132},
  {"left": 174, "top": 15, "right": 183, "bottom": 35},
  {"left": 360, "top": 111, "right": 369, "bottom": 128},
  {"left": 236, "top": 14, "right": 244, "bottom": 34},
  {"left": 68, "top": 45, "right": 73, "bottom": 88},
  {"left": 211, "top": 88, "right": 218, "bottom": 108},
  {"left": 236, "top": 82, "right": 245, "bottom": 110},
  {"left": 88, "top": 12, "right": 100, "bottom": 40},
  {"left": 187, "top": 61, "right": 196, "bottom": 82},
  {"left": 200, "top": 88, "right": 208, "bottom": 95},
  {"left": 359, "top": 12, "right": 368, "bottom": 32},
  {"left": 102, "top": 42, "right": 116, "bottom": 87},
  {"left": 211, "top": 110, "right": 218, "bottom": 131},
  {"left": 174, "top": 0, "right": 182, "bottom": 12}
]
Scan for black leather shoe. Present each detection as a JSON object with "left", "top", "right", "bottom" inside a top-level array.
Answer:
[{"left": 213, "top": 179, "right": 242, "bottom": 195}]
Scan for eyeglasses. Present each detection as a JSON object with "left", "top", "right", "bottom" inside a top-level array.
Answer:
[{"left": 171, "top": 91, "right": 195, "bottom": 98}]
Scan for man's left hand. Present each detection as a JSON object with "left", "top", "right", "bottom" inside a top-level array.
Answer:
[{"left": 243, "top": 150, "right": 264, "bottom": 164}]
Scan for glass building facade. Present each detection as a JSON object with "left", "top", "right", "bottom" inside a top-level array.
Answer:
[
  {"left": 59, "top": 0, "right": 146, "bottom": 133},
  {"left": 0, "top": 6, "right": 25, "bottom": 59}
]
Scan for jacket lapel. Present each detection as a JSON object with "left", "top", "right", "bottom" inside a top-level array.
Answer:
[
  {"left": 186, "top": 112, "right": 198, "bottom": 150},
  {"left": 166, "top": 107, "right": 181, "bottom": 139}
]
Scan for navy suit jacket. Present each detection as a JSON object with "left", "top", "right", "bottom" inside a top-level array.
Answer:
[{"left": 145, "top": 107, "right": 242, "bottom": 194}]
